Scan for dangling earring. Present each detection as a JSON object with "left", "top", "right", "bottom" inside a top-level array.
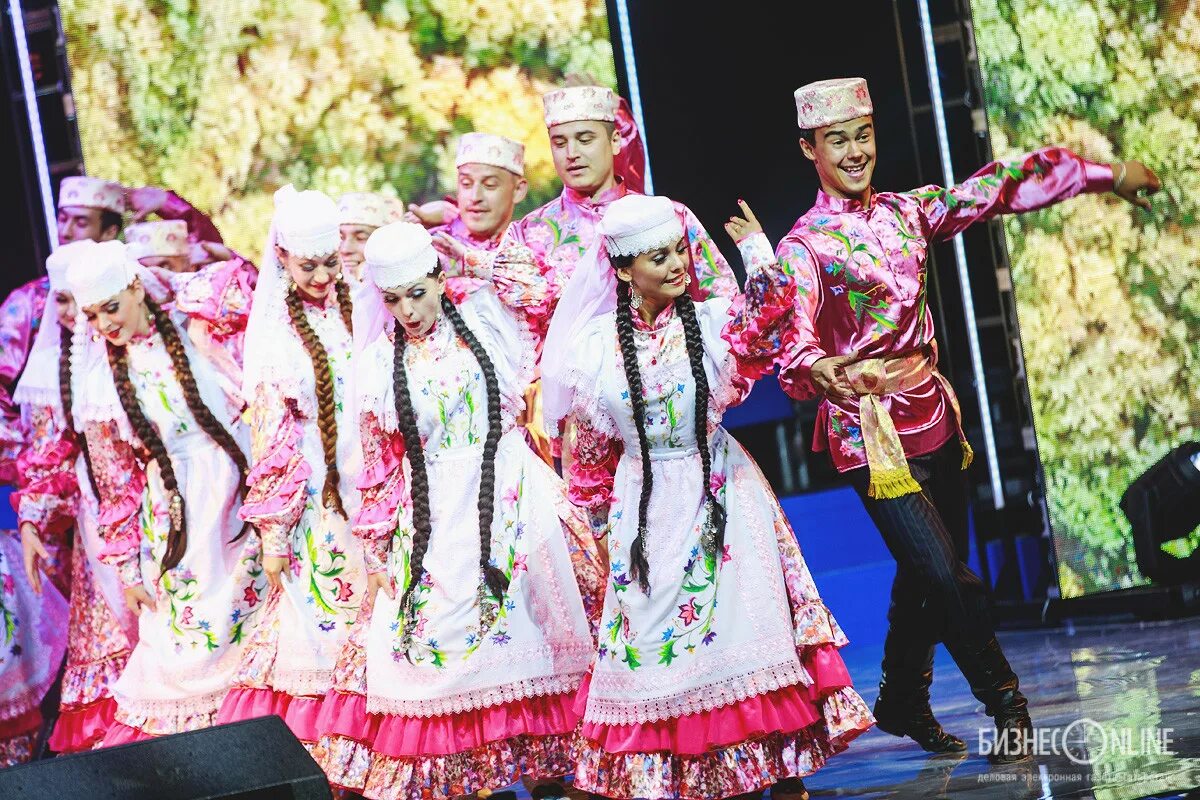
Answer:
[
  {"left": 630, "top": 286, "right": 644, "bottom": 310},
  {"left": 683, "top": 272, "right": 693, "bottom": 288},
  {"left": 335, "top": 273, "right": 344, "bottom": 282}
]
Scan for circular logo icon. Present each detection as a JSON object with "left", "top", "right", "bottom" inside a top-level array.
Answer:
[{"left": 1062, "top": 718, "right": 1107, "bottom": 765}]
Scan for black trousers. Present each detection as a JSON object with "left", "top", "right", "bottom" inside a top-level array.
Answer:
[{"left": 847, "top": 437, "right": 998, "bottom": 696}]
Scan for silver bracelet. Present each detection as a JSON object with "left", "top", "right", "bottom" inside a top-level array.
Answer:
[{"left": 1114, "top": 162, "right": 1127, "bottom": 192}]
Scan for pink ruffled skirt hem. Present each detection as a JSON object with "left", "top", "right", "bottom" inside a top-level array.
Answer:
[
  {"left": 49, "top": 697, "right": 117, "bottom": 753},
  {"left": 218, "top": 686, "right": 323, "bottom": 743}
]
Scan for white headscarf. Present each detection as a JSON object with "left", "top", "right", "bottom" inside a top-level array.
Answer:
[
  {"left": 13, "top": 241, "right": 100, "bottom": 414},
  {"left": 241, "top": 185, "right": 340, "bottom": 401},
  {"left": 541, "top": 194, "right": 683, "bottom": 433}
]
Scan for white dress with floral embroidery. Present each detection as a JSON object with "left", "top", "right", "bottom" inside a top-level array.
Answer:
[
  {"left": 220, "top": 294, "right": 367, "bottom": 744},
  {"left": 78, "top": 314, "right": 267, "bottom": 740},
  {"left": 314, "top": 287, "right": 602, "bottom": 800},
  {"left": 559, "top": 254, "right": 874, "bottom": 799}
]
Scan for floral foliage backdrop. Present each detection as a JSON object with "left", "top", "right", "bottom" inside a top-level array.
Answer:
[
  {"left": 61, "top": 0, "right": 617, "bottom": 257},
  {"left": 973, "top": 0, "right": 1200, "bottom": 597}
]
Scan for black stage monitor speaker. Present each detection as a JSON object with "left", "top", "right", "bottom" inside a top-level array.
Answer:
[
  {"left": 1121, "top": 441, "right": 1200, "bottom": 586},
  {"left": 0, "top": 715, "right": 332, "bottom": 799}
]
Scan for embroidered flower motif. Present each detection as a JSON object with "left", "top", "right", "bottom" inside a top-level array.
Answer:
[
  {"left": 677, "top": 598, "right": 700, "bottom": 626},
  {"left": 243, "top": 585, "right": 259, "bottom": 607}
]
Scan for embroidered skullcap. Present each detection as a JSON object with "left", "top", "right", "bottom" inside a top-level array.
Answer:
[
  {"left": 455, "top": 132, "right": 525, "bottom": 177},
  {"left": 337, "top": 192, "right": 404, "bottom": 229},
  {"left": 125, "top": 220, "right": 188, "bottom": 260},
  {"left": 274, "top": 185, "right": 339, "bottom": 258},
  {"left": 364, "top": 222, "right": 438, "bottom": 289},
  {"left": 65, "top": 240, "right": 138, "bottom": 308},
  {"left": 793, "top": 77, "right": 874, "bottom": 129},
  {"left": 59, "top": 176, "right": 127, "bottom": 214},
  {"left": 600, "top": 194, "right": 682, "bottom": 258},
  {"left": 542, "top": 86, "right": 618, "bottom": 128}
]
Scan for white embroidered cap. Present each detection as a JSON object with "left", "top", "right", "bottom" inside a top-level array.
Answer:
[
  {"left": 364, "top": 221, "right": 439, "bottom": 289},
  {"left": 275, "top": 185, "right": 339, "bottom": 258},
  {"left": 65, "top": 240, "right": 138, "bottom": 308},
  {"left": 793, "top": 77, "right": 873, "bottom": 129},
  {"left": 125, "top": 220, "right": 189, "bottom": 260},
  {"left": 455, "top": 132, "right": 525, "bottom": 177},
  {"left": 337, "top": 192, "right": 404, "bottom": 229},
  {"left": 46, "top": 240, "right": 99, "bottom": 293},
  {"left": 542, "top": 85, "right": 618, "bottom": 128},
  {"left": 58, "top": 176, "right": 127, "bottom": 214},
  {"left": 600, "top": 194, "right": 683, "bottom": 258}
]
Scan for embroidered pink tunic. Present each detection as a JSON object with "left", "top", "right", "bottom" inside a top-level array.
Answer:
[
  {"left": 315, "top": 269, "right": 604, "bottom": 800},
  {"left": 776, "top": 147, "right": 1115, "bottom": 472},
  {"left": 173, "top": 257, "right": 258, "bottom": 384},
  {"left": 560, "top": 234, "right": 873, "bottom": 799}
]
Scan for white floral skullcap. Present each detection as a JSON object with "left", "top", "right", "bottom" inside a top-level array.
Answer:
[
  {"left": 65, "top": 240, "right": 138, "bottom": 308},
  {"left": 794, "top": 77, "right": 874, "bottom": 129},
  {"left": 46, "top": 240, "right": 98, "bottom": 293},
  {"left": 542, "top": 85, "right": 618, "bottom": 128},
  {"left": 455, "top": 132, "right": 525, "bottom": 177},
  {"left": 125, "top": 220, "right": 189, "bottom": 260},
  {"left": 274, "top": 185, "right": 339, "bottom": 258},
  {"left": 600, "top": 194, "right": 683, "bottom": 258},
  {"left": 59, "top": 176, "right": 127, "bottom": 214},
  {"left": 364, "top": 222, "right": 438, "bottom": 289},
  {"left": 337, "top": 192, "right": 404, "bottom": 229}
]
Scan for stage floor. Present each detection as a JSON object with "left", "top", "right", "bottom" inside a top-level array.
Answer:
[{"left": 802, "top": 617, "right": 1200, "bottom": 799}]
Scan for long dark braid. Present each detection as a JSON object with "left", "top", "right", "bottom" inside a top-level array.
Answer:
[
  {"left": 59, "top": 323, "right": 98, "bottom": 498},
  {"left": 613, "top": 277, "right": 654, "bottom": 594},
  {"left": 285, "top": 280, "right": 352, "bottom": 518},
  {"left": 676, "top": 294, "right": 726, "bottom": 557},
  {"left": 394, "top": 293, "right": 508, "bottom": 633},
  {"left": 441, "top": 295, "right": 508, "bottom": 604},
  {"left": 107, "top": 297, "right": 250, "bottom": 572}
]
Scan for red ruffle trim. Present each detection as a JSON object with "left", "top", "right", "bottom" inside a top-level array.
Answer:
[
  {"left": 217, "top": 686, "right": 323, "bottom": 743},
  {"left": 318, "top": 689, "right": 580, "bottom": 757},
  {"left": 49, "top": 697, "right": 117, "bottom": 753}
]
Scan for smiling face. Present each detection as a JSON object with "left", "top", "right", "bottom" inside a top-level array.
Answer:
[
  {"left": 615, "top": 236, "right": 691, "bottom": 313},
  {"left": 338, "top": 224, "right": 376, "bottom": 279},
  {"left": 548, "top": 120, "right": 621, "bottom": 197},
  {"left": 455, "top": 163, "right": 528, "bottom": 239},
  {"left": 53, "top": 290, "right": 78, "bottom": 329},
  {"left": 800, "top": 115, "right": 877, "bottom": 201},
  {"left": 277, "top": 245, "right": 340, "bottom": 302},
  {"left": 81, "top": 280, "right": 148, "bottom": 347},
  {"left": 381, "top": 271, "right": 446, "bottom": 338}
]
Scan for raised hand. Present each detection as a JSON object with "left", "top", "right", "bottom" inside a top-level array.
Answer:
[
  {"left": 126, "top": 186, "right": 170, "bottom": 222},
  {"left": 431, "top": 231, "right": 469, "bottom": 269},
  {"left": 404, "top": 200, "right": 451, "bottom": 228},
  {"left": 1114, "top": 161, "right": 1162, "bottom": 211},
  {"left": 724, "top": 199, "right": 763, "bottom": 243}
]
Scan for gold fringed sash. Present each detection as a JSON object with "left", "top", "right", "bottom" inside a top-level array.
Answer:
[{"left": 842, "top": 346, "right": 973, "bottom": 500}]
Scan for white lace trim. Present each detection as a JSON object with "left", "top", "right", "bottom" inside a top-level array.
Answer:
[
  {"left": 583, "top": 658, "right": 807, "bottom": 726},
  {"left": 273, "top": 666, "right": 335, "bottom": 698},
  {"left": 605, "top": 217, "right": 684, "bottom": 258},
  {"left": 112, "top": 688, "right": 227, "bottom": 720},
  {"left": 366, "top": 672, "right": 584, "bottom": 718},
  {"left": 278, "top": 228, "right": 338, "bottom": 260}
]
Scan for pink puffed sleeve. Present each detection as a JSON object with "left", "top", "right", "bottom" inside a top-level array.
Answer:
[
  {"left": 352, "top": 410, "right": 408, "bottom": 575},
  {"left": 83, "top": 419, "right": 147, "bottom": 588},
  {"left": 239, "top": 389, "right": 312, "bottom": 559},
  {"left": 159, "top": 190, "right": 223, "bottom": 245},
  {"left": 722, "top": 232, "right": 799, "bottom": 380},
  {"left": 775, "top": 236, "right": 827, "bottom": 402},
  {"left": 12, "top": 405, "right": 81, "bottom": 543},
  {"left": 914, "top": 146, "right": 1115, "bottom": 242}
]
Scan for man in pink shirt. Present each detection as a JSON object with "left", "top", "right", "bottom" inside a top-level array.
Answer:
[{"left": 776, "top": 77, "right": 1160, "bottom": 762}]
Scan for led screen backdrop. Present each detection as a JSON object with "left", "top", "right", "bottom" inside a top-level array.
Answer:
[
  {"left": 972, "top": 0, "right": 1200, "bottom": 597},
  {"left": 59, "top": 0, "right": 617, "bottom": 257}
]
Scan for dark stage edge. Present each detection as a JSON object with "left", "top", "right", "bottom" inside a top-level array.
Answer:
[{"left": 503, "top": 618, "right": 1200, "bottom": 799}]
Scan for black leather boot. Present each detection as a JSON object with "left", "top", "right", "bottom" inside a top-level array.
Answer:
[
  {"left": 945, "top": 634, "right": 1033, "bottom": 763},
  {"left": 872, "top": 632, "right": 967, "bottom": 754}
]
